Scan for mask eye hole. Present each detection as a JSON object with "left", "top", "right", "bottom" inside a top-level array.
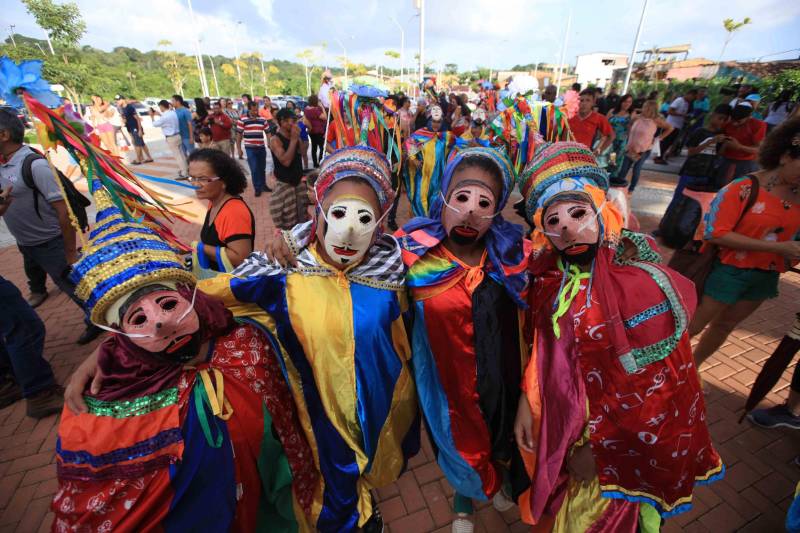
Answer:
[
  {"left": 161, "top": 299, "right": 178, "bottom": 311},
  {"left": 571, "top": 208, "right": 588, "bottom": 219},
  {"left": 130, "top": 314, "right": 147, "bottom": 326},
  {"left": 359, "top": 214, "right": 373, "bottom": 225},
  {"left": 546, "top": 215, "right": 560, "bottom": 227},
  {"left": 455, "top": 192, "right": 470, "bottom": 203},
  {"left": 331, "top": 207, "right": 346, "bottom": 219},
  {"left": 478, "top": 198, "right": 492, "bottom": 209}
]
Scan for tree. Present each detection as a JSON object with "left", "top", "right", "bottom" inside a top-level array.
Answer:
[
  {"left": 718, "top": 17, "right": 752, "bottom": 63},
  {"left": 296, "top": 48, "right": 316, "bottom": 96},
  {"left": 444, "top": 63, "right": 458, "bottom": 75},
  {"left": 21, "top": 0, "right": 86, "bottom": 64},
  {"left": 157, "top": 40, "right": 190, "bottom": 97}
]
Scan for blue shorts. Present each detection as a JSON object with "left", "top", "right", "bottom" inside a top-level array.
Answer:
[{"left": 127, "top": 128, "right": 145, "bottom": 147}]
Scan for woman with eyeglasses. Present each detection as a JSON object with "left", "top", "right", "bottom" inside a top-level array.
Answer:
[{"left": 187, "top": 148, "right": 255, "bottom": 274}]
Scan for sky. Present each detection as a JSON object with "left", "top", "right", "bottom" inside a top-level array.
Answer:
[{"left": 2, "top": 0, "right": 799, "bottom": 72}]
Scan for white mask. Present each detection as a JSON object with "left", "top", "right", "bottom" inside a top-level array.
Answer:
[{"left": 320, "top": 196, "right": 383, "bottom": 266}]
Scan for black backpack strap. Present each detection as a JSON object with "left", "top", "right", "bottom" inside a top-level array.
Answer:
[{"left": 21, "top": 152, "right": 44, "bottom": 220}]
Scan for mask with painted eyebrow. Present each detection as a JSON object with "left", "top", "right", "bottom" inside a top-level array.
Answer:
[
  {"left": 541, "top": 200, "right": 605, "bottom": 238},
  {"left": 93, "top": 285, "right": 198, "bottom": 339}
]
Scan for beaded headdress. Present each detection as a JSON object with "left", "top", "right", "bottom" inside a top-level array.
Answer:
[
  {"left": 69, "top": 186, "right": 195, "bottom": 326},
  {"left": 0, "top": 57, "right": 194, "bottom": 327},
  {"left": 517, "top": 141, "right": 609, "bottom": 221},
  {"left": 315, "top": 144, "right": 395, "bottom": 213}
]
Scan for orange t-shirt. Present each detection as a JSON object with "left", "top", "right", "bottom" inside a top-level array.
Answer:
[
  {"left": 201, "top": 197, "right": 255, "bottom": 248},
  {"left": 704, "top": 177, "right": 800, "bottom": 272}
]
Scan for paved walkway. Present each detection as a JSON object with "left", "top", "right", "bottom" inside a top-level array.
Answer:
[{"left": 0, "top": 152, "right": 797, "bottom": 532}]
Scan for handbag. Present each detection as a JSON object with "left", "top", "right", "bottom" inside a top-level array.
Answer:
[{"left": 667, "top": 176, "right": 759, "bottom": 299}]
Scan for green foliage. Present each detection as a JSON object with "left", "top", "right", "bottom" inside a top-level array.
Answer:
[
  {"left": 21, "top": 0, "right": 86, "bottom": 50},
  {"left": 759, "top": 70, "right": 800, "bottom": 101},
  {"left": 1, "top": 33, "right": 327, "bottom": 101}
]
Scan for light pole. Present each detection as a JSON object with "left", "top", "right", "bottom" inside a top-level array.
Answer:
[
  {"left": 555, "top": 9, "right": 572, "bottom": 97},
  {"left": 417, "top": 0, "right": 425, "bottom": 85},
  {"left": 8, "top": 25, "right": 16, "bottom": 48},
  {"left": 389, "top": 16, "right": 405, "bottom": 87},
  {"left": 335, "top": 37, "right": 348, "bottom": 90},
  {"left": 186, "top": 0, "right": 209, "bottom": 97},
  {"left": 623, "top": 0, "right": 649, "bottom": 94},
  {"left": 234, "top": 21, "right": 243, "bottom": 84}
]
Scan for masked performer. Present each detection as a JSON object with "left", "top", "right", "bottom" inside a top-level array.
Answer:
[
  {"left": 53, "top": 186, "right": 318, "bottom": 532},
  {"left": 405, "top": 104, "right": 457, "bottom": 217},
  {"left": 513, "top": 142, "right": 723, "bottom": 532},
  {"left": 397, "top": 146, "right": 529, "bottom": 532},
  {"left": 201, "top": 145, "right": 419, "bottom": 533}
]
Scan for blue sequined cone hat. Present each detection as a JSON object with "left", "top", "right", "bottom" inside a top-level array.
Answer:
[{"left": 69, "top": 185, "right": 195, "bottom": 327}]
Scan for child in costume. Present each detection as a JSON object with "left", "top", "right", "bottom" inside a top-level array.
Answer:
[
  {"left": 54, "top": 186, "right": 319, "bottom": 532},
  {"left": 200, "top": 145, "right": 419, "bottom": 533},
  {"left": 396, "top": 146, "right": 530, "bottom": 532},
  {"left": 513, "top": 142, "right": 723, "bottom": 532}
]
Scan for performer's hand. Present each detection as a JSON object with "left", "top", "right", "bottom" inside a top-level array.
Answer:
[
  {"left": 266, "top": 231, "right": 298, "bottom": 268},
  {"left": 64, "top": 348, "right": 103, "bottom": 414},
  {"left": 567, "top": 442, "right": 597, "bottom": 482},
  {"left": 513, "top": 394, "right": 536, "bottom": 453}
]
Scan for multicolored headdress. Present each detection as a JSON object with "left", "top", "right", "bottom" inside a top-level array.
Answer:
[
  {"left": 0, "top": 57, "right": 195, "bottom": 326},
  {"left": 315, "top": 144, "right": 395, "bottom": 213},
  {"left": 399, "top": 146, "right": 529, "bottom": 306},
  {"left": 327, "top": 86, "right": 402, "bottom": 165},
  {"left": 70, "top": 185, "right": 195, "bottom": 326},
  {"left": 517, "top": 141, "right": 622, "bottom": 254}
]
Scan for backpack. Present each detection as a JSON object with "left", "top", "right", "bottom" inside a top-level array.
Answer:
[
  {"left": 658, "top": 192, "right": 703, "bottom": 250},
  {"left": 21, "top": 151, "right": 91, "bottom": 232}
]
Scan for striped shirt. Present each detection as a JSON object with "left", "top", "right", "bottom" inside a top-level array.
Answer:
[{"left": 236, "top": 115, "right": 270, "bottom": 147}]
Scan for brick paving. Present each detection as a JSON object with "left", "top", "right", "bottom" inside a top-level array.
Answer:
[{"left": 0, "top": 154, "right": 797, "bottom": 532}]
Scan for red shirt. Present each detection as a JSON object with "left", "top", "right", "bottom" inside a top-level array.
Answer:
[
  {"left": 723, "top": 118, "right": 766, "bottom": 161},
  {"left": 568, "top": 112, "right": 613, "bottom": 149},
  {"left": 206, "top": 112, "right": 233, "bottom": 142},
  {"left": 304, "top": 106, "right": 326, "bottom": 134}
]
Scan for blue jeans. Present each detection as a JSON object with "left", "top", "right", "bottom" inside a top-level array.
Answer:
[
  {"left": 0, "top": 276, "right": 55, "bottom": 397},
  {"left": 245, "top": 146, "right": 268, "bottom": 193},
  {"left": 181, "top": 136, "right": 194, "bottom": 158},
  {"left": 615, "top": 150, "right": 651, "bottom": 192}
]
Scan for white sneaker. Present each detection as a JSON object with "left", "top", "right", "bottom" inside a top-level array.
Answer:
[
  {"left": 492, "top": 489, "right": 515, "bottom": 512},
  {"left": 451, "top": 514, "right": 474, "bottom": 533}
]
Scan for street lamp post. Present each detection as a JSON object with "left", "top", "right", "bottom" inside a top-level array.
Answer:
[
  {"left": 186, "top": 0, "right": 210, "bottom": 97},
  {"left": 389, "top": 16, "right": 405, "bottom": 87},
  {"left": 623, "top": 0, "right": 649, "bottom": 94},
  {"left": 8, "top": 25, "right": 16, "bottom": 48},
  {"left": 335, "top": 37, "right": 348, "bottom": 90},
  {"left": 555, "top": 9, "right": 572, "bottom": 97},
  {"left": 417, "top": 0, "right": 425, "bottom": 85},
  {"left": 234, "top": 21, "right": 243, "bottom": 84}
]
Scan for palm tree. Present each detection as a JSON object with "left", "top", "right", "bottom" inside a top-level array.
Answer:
[{"left": 718, "top": 17, "right": 752, "bottom": 64}]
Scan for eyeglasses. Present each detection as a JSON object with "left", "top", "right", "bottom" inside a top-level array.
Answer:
[{"left": 186, "top": 176, "right": 220, "bottom": 184}]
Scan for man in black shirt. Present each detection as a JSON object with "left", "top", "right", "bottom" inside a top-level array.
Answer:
[
  {"left": 269, "top": 108, "right": 308, "bottom": 230},
  {"left": 118, "top": 96, "right": 154, "bottom": 165},
  {"left": 679, "top": 104, "right": 732, "bottom": 191}
]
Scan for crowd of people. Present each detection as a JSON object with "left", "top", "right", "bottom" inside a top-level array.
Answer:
[{"left": 1, "top": 62, "right": 800, "bottom": 533}]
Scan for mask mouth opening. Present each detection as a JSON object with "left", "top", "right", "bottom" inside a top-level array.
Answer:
[
  {"left": 452, "top": 226, "right": 479, "bottom": 238},
  {"left": 166, "top": 334, "right": 193, "bottom": 354},
  {"left": 332, "top": 245, "right": 359, "bottom": 257}
]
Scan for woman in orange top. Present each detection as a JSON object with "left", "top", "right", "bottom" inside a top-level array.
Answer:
[
  {"left": 187, "top": 149, "right": 255, "bottom": 274},
  {"left": 689, "top": 117, "right": 800, "bottom": 366}
]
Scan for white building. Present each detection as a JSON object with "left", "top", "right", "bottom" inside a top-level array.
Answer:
[{"left": 575, "top": 52, "right": 629, "bottom": 89}]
